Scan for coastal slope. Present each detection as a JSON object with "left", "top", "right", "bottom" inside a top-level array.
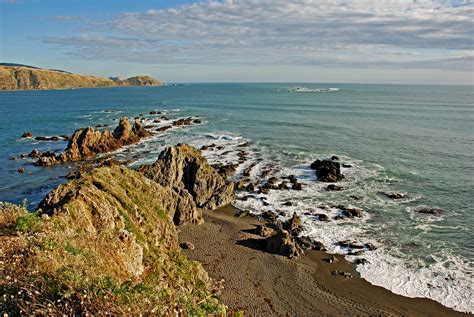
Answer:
[{"left": 0, "top": 64, "right": 161, "bottom": 90}]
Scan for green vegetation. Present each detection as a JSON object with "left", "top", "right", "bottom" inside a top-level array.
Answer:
[{"left": 0, "top": 167, "right": 229, "bottom": 315}]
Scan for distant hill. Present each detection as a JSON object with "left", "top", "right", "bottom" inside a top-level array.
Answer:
[{"left": 0, "top": 64, "right": 161, "bottom": 90}]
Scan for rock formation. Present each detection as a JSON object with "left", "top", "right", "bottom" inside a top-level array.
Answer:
[
  {"left": 0, "top": 166, "right": 221, "bottom": 315},
  {"left": 310, "top": 159, "right": 344, "bottom": 182},
  {"left": 0, "top": 64, "right": 161, "bottom": 90},
  {"left": 138, "top": 144, "right": 235, "bottom": 210},
  {"left": 38, "top": 165, "right": 201, "bottom": 226},
  {"left": 35, "top": 117, "right": 151, "bottom": 166}
]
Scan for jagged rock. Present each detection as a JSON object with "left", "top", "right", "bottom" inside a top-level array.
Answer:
[
  {"left": 21, "top": 132, "right": 32, "bottom": 138},
  {"left": 28, "top": 149, "right": 41, "bottom": 158},
  {"left": 326, "top": 184, "right": 344, "bottom": 191},
  {"left": 215, "top": 163, "right": 238, "bottom": 178},
  {"left": 265, "top": 230, "right": 303, "bottom": 258},
  {"left": 260, "top": 210, "right": 278, "bottom": 223},
  {"left": 380, "top": 192, "right": 406, "bottom": 199},
  {"left": 292, "top": 182, "right": 302, "bottom": 190},
  {"left": 34, "top": 117, "right": 152, "bottom": 167},
  {"left": 138, "top": 144, "right": 234, "bottom": 210},
  {"left": 337, "top": 205, "right": 363, "bottom": 218},
  {"left": 310, "top": 159, "right": 344, "bottom": 182},
  {"left": 415, "top": 207, "right": 444, "bottom": 215},
  {"left": 39, "top": 165, "right": 201, "bottom": 226},
  {"left": 255, "top": 224, "right": 276, "bottom": 237},
  {"left": 296, "top": 236, "right": 326, "bottom": 251},
  {"left": 283, "top": 213, "right": 303, "bottom": 236},
  {"left": 172, "top": 117, "right": 193, "bottom": 126}
]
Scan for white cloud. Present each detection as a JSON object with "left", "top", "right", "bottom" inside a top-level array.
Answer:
[{"left": 43, "top": 0, "right": 474, "bottom": 71}]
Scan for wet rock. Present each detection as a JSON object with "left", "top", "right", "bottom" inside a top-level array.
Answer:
[
  {"left": 157, "top": 125, "right": 172, "bottom": 132},
  {"left": 259, "top": 187, "right": 270, "bottom": 194},
  {"left": 153, "top": 119, "right": 161, "bottom": 123},
  {"left": 348, "top": 195, "right": 362, "bottom": 201},
  {"left": 285, "top": 175, "right": 298, "bottom": 184},
  {"left": 331, "top": 155, "right": 340, "bottom": 161},
  {"left": 292, "top": 182, "right": 303, "bottom": 190},
  {"left": 28, "top": 149, "right": 41, "bottom": 159},
  {"left": 380, "top": 192, "right": 407, "bottom": 200},
  {"left": 415, "top": 207, "right": 444, "bottom": 215},
  {"left": 245, "top": 183, "right": 255, "bottom": 192},
  {"left": 310, "top": 159, "right": 344, "bottom": 182},
  {"left": 295, "top": 236, "right": 326, "bottom": 251},
  {"left": 265, "top": 230, "right": 303, "bottom": 258},
  {"left": 267, "top": 177, "right": 279, "bottom": 185},
  {"left": 172, "top": 117, "right": 193, "bottom": 126},
  {"left": 138, "top": 144, "right": 234, "bottom": 211},
  {"left": 21, "top": 132, "right": 33, "bottom": 138},
  {"left": 238, "top": 141, "right": 251, "bottom": 148},
  {"left": 326, "top": 184, "right": 344, "bottom": 191},
  {"left": 193, "top": 119, "right": 202, "bottom": 124},
  {"left": 215, "top": 163, "right": 238, "bottom": 178},
  {"left": 17, "top": 167, "right": 25, "bottom": 173},
  {"left": 180, "top": 242, "right": 195, "bottom": 250},
  {"left": 260, "top": 211, "right": 277, "bottom": 223},
  {"left": 282, "top": 201, "right": 294, "bottom": 207},
  {"left": 278, "top": 181, "right": 289, "bottom": 190},
  {"left": 355, "top": 258, "right": 369, "bottom": 265},
  {"left": 235, "top": 179, "right": 248, "bottom": 190},
  {"left": 316, "top": 214, "right": 329, "bottom": 221},
  {"left": 243, "top": 164, "right": 256, "bottom": 177},
  {"left": 338, "top": 205, "right": 363, "bottom": 218},
  {"left": 342, "top": 164, "right": 352, "bottom": 168}
]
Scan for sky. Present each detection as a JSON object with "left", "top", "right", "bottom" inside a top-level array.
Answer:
[{"left": 0, "top": 0, "right": 473, "bottom": 84}]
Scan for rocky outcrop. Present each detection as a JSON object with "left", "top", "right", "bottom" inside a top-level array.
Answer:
[
  {"left": 265, "top": 230, "right": 303, "bottom": 258},
  {"left": 310, "top": 159, "right": 344, "bottom": 182},
  {"left": 35, "top": 117, "right": 151, "bottom": 166},
  {"left": 138, "top": 144, "right": 235, "bottom": 210},
  {"left": 1, "top": 167, "right": 220, "bottom": 315},
  {"left": 38, "top": 165, "right": 201, "bottom": 226},
  {"left": 0, "top": 65, "right": 161, "bottom": 90}
]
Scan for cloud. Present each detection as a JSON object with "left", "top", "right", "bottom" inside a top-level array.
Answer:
[{"left": 42, "top": 0, "right": 474, "bottom": 71}]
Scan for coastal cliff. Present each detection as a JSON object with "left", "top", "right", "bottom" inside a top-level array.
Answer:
[
  {"left": 0, "top": 165, "right": 225, "bottom": 315},
  {"left": 0, "top": 64, "right": 161, "bottom": 90}
]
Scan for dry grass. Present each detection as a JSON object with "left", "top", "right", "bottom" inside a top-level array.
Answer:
[{"left": 0, "top": 166, "right": 233, "bottom": 315}]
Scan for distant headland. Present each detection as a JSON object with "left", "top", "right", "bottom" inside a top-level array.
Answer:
[{"left": 0, "top": 63, "right": 161, "bottom": 90}]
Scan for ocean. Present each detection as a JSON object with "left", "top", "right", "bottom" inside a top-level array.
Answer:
[{"left": 0, "top": 83, "right": 472, "bottom": 312}]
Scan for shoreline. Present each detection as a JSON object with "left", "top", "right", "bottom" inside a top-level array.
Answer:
[{"left": 178, "top": 205, "right": 468, "bottom": 316}]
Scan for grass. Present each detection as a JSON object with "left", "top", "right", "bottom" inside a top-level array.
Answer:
[{"left": 0, "top": 167, "right": 229, "bottom": 315}]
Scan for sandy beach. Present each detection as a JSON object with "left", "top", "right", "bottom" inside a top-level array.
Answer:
[{"left": 178, "top": 206, "right": 468, "bottom": 316}]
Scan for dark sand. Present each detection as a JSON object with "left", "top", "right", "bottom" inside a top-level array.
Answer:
[{"left": 178, "top": 206, "right": 468, "bottom": 316}]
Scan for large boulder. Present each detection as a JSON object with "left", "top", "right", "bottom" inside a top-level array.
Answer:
[
  {"left": 265, "top": 230, "right": 303, "bottom": 258},
  {"left": 310, "top": 159, "right": 344, "bottom": 182},
  {"left": 138, "top": 144, "right": 235, "bottom": 210}
]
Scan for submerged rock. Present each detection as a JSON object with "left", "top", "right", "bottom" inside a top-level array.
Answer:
[
  {"left": 310, "top": 159, "right": 344, "bottom": 182},
  {"left": 380, "top": 192, "right": 407, "bottom": 200},
  {"left": 415, "top": 207, "right": 444, "bottom": 215},
  {"left": 138, "top": 144, "right": 235, "bottom": 210},
  {"left": 21, "top": 132, "right": 33, "bottom": 138}
]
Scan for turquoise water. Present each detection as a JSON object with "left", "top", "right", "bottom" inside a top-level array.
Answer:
[{"left": 0, "top": 84, "right": 473, "bottom": 312}]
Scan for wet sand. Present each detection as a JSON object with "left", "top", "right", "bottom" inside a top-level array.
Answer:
[{"left": 178, "top": 206, "right": 468, "bottom": 316}]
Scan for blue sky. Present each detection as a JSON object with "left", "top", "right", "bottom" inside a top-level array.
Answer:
[{"left": 1, "top": 0, "right": 473, "bottom": 84}]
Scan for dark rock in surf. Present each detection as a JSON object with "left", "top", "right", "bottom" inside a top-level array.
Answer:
[
  {"left": 326, "top": 184, "right": 344, "bottom": 191},
  {"left": 21, "top": 132, "right": 33, "bottom": 138},
  {"left": 310, "top": 159, "right": 344, "bottom": 182},
  {"left": 415, "top": 207, "right": 444, "bottom": 215}
]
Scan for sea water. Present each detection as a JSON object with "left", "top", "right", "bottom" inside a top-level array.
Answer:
[{"left": 0, "top": 83, "right": 472, "bottom": 312}]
